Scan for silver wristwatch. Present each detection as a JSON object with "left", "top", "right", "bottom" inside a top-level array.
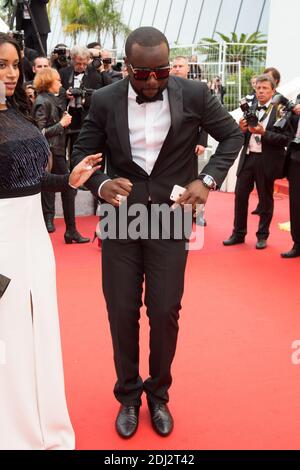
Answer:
[{"left": 199, "top": 174, "right": 217, "bottom": 191}]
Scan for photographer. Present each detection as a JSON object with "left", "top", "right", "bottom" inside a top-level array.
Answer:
[
  {"left": 15, "top": 0, "right": 50, "bottom": 55},
  {"left": 281, "top": 95, "right": 300, "bottom": 258},
  {"left": 223, "top": 74, "right": 294, "bottom": 250},
  {"left": 59, "top": 45, "right": 109, "bottom": 154},
  {"left": 100, "top": 49, "right": 122, "bottom": 83},
  {"left": 50, "top": 43, "right": 70, "bottom": 71}
]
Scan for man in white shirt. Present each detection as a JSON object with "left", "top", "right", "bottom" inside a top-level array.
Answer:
[
  {"left": 223, "top": 75, "right": 293, "bottom": 249},
  {"left": 72, "top": 26, "right": 243, "bottom": 439}
]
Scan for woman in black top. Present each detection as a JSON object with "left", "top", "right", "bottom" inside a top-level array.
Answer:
[{"left": 0, "top": 33, "right": 101, "bottom": 449}]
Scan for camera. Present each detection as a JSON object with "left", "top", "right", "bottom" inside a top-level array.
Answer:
[
  {"left": 91, "top": 56, "right": 102, "bottom": 70},
  {"left": 9, "top": 30, "right": 24, "bottom": 51},
  {"left": 69, "top": 87, "right": 94, "bottom": 108},
  {"left": 53, "top": 47, "right": 67, "bottom": 56},
  {"left": 240, "top": 98, "right": 258, "bottom": 127},
  {"left": 272, "top": 94, "right": 299, "bottom": 130}
]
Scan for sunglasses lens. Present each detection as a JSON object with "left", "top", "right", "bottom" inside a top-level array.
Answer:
[
  {"left": 133, "top": 67, "right": 170, "bottom": 80},
  {"left": 134, "top": 70, "right": 151, "bottom": 80},
  {"left": 155, "top": 68, "right": 170, "bottom": 79}
]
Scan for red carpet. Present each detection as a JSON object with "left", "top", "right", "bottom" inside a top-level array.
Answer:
[{"left": 51, "top": 191, "right": 300, "bottom": 450}]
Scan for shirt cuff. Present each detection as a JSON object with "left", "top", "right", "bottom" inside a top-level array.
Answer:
[{"left": 98, "top": 179, "right": 111, "bottom": 198}]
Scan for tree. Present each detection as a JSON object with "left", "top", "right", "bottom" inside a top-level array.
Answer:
[
  {"left": 59, "top": 0, "right": 86, "bottom": 44},
  {"left": 59, "top": 0, "right": 129, "bottom": 49},
  {"left": 106, "top": 1, "right": 130, "bottom": 50},
  {"left": 80, "top": 0, "right": 129, "bottom": 48},
  {"left": 199, "top": 32, "right": 267, "bottom": 68}
]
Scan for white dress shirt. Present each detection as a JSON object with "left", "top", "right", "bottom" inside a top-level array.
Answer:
[
  {"left": 99, "top": 82, "right": 171, "bottom": 196},
  {"left": 248, "top": 99, "right": 272, "bottom": 154},
  {"left": 128, "top": 82, "right": 171, "bottom": 174}
]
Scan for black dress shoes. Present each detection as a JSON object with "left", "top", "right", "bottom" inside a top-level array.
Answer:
[
  {"left": 148, "top": 402, "right": 174, "bottom": 437},
  {"left": 45, "top": 218, "right": 55, "bottom": 233},
  {"left": 251, "top": 208, "right": 261, "bottom": 215},
  {"left": 281, "top": 245, "right": 300, "bottom": 258},
  {"left": 223, "top": 235, "right": 245, "bottom": 246},
  {"left": 115, "top": 405, "right": 140, "bottom": 438},
  {"left": 64, "top": 230, "right": 90, "bottom": 244},
  {"left": 256, "top": 239, "right": 267, "bottom": 250}
]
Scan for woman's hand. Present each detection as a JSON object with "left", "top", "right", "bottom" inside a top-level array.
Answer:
[
  {"left": 69, "top": 154, "right": 102, "bottom": 188},
  {"left": 60, "top": 112, "right": 72, "bottom": 128}
]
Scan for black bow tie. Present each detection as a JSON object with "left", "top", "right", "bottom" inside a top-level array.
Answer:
[
  {"left": 74, "top": 71, "right": 83, "bottom": 76},
  {"left": 136, "top": 92, "right": 163, "bottom": 105},
  {"left": 257, "top": 105, "right": 267, "bottom": 111}
]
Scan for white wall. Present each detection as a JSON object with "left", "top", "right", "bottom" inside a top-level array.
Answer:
[{"left": 267, "top": 0, "right": 300, "bottom": 85}]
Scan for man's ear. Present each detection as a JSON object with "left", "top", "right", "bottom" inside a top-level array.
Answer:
[{"left": 124, "top": 56, "right": 129, "bottom": 67}]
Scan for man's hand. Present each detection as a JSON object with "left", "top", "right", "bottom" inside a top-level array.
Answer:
[
  {"left": 248, "top": 123, "right": 265, "bottom": 135},
  {"left": 101, "top": 178, "right": 133, "bottom": 207},
  {"left": 69, "top": 153, "right": 102, "bottom": 188},
  {"left": 293, "top": 104, "right": 300, "bottom": 116},
  {"left": 175, "top": 180, "right": 210, "bottom": 212},
  {"left": 195, "top": 145, "right": 206, "bottom": 156},
  {"left": 239, "top": 118, "right": 248, "bottom": 133}
]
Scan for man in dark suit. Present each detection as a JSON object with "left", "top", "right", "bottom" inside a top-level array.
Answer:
[
  {"left": 72, "top": 27, "right": 243, "bottom": 438},
  {"left": 60, "top": 46, "right": 112, "bottom": 154},
  {"left": 223, "top": 74, "right": 293, "bottom": 250},
  {"left": 16, "top": 0, "right": 50, "bottom": 56},
  {"left": 281, "top": 98, "right": 300, "bottom": 258}
]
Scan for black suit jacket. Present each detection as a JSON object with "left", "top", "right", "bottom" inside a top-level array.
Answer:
[
  {"left": 16, "top": 0, "right": 50, "bottom": 34},
  {"left": 72, "top": 76, "right": 244, "bottom": 206},
  {"left": 237, "top": 105, "right": 294, "bottom": 180}
]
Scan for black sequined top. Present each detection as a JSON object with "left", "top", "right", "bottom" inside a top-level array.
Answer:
[{"left": 0, "top": 107, "right": 68, "bottom": 198}]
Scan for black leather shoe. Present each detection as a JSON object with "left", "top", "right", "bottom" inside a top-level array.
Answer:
[
  {"left": 64, "top": 230, "right": 90, "bottom": 244},
  {"left": 223, "top": 235, "right": 245, "bottom": 246},
  {"left": 281, "top": 245, "right": 300, "bottom": 258},
  {"left": 256, "top": 239, "right": 267, "bottom": 250},
  {"left": 115, "top": 405, "right": 140, "bottom": 438},
  {"left": 148, "top": 402, "right": 174, "bottom": 437},
  {"left": 45, "top": 218, "right": 55, "bottom": 233},
  {"left": 251, "top": 208, "right": 260, "bottom": 215}
]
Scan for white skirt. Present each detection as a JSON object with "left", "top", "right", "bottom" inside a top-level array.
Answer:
[{"left": 0, "top": 194, "right": 75, "bottom": 450}]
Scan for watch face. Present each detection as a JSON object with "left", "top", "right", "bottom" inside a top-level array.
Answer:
[{"left": 204, "top": 176, "right": 213, "bottom": 187}]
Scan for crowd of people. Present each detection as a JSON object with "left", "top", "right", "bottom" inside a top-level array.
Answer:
[{"left": 1, "top": 20, "right": 300, "bottom": 450}]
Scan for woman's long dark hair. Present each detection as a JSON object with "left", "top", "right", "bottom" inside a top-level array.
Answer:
[{"left": 0, "top": 32, "right": 32, "bottom": 119}]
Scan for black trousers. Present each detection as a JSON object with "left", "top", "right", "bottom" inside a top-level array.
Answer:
[
  {"left": 102, "top": 236, "right": 188, "bottom": 406},
  {"left": 233, "top": 153, "right": 274, "bottom": 239},
  {"left": 41, "top": 154, "right": 76, "bottom": 230},
  {"left": 23, "top": 25, "right": 48, "bottom": 56},
  {"left": 287, "top": 158, "right": 300, "bottom": 247}
]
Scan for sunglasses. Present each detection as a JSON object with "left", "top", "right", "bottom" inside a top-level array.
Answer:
[{"left": 129, "top": 64, "right": 170, "bottom": 81}]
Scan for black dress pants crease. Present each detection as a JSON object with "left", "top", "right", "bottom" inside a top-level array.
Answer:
[
  {"left": 233, "top": 153, "right": 274, "bottom": 239},
  {"left": 287, "top": 158, "right": 300, "bottom": 247},
  {"left": 102, "top": 235, "right": 188, "bottom": 406}
]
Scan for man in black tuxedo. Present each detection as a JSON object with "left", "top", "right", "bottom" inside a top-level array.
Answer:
[
  {"left": 16, "top": 0, "right": 50, "bottom": 56},
  {"left": 60, "top": 46, "right": 112, "bottom": 154},
  {"left": 223, "top": 74, "right": 293, "bottom": 250},
  {"left": 281, "top": 98, "right": 300, "bottom": 258},
  {"left": 72, "top": 27, "right": 243, "bottom": 438}
]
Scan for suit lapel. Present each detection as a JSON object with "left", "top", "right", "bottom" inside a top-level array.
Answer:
[
  {"left": 114, "top": 78, "right": 132, "bottom": 159},
  {"left": 151, "top": 76, "right": 183, "bottom": 176}
]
